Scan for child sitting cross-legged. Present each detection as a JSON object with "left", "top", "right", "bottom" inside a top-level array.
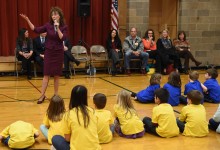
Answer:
[
  {"left": 114, "top": 90, "right": 145, "bottom": 138},
  {"left": 177, "top": 90, "right": 209, "bottom": 137},
  {"left": 142, "top": 88, "right": 179, "bottom": 137},
  {"left": 179, "top": 71, "right": 207, "bottom": 104},
  {"left": 0, "top": 121, "right": 39, "bottom": 149},
  {"left": 40, "top": 95, "right": 66, "bottom": 145},
  {"left": 93, "top": 93, "right": 114, "bottom": 144}
]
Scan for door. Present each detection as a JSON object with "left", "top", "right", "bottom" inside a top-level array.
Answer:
[{"left": 149, "top": 0, "right": 178, "bottom": 40}]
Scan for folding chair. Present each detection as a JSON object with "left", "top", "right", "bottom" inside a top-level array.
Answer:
[{"left": 70, "top": 45, "right": 89, "bottom": 75}]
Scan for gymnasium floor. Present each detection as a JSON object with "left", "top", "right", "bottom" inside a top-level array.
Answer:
[{"left": 0, "top": 71, "right": 219, "bottom": 150}]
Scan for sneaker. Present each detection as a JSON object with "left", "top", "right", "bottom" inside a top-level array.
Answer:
[
  {"left": 141, "top": 68, "right": 146, "bottom": 75},
  {"left": 126, "top": 69, "right": 131, "bottom": 75}
]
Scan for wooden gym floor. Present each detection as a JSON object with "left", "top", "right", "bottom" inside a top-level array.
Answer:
[{"left": 0, "top": 71, "right": 219, "bottom": 150}]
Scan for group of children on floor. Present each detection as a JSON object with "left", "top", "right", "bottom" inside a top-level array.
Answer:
[{"left": 0, "top": 68, "right": 220, "bottom": 149}]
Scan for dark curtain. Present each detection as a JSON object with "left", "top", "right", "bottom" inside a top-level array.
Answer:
[{"left": 0, "top": 0, "right": 111, "bottom": 56}]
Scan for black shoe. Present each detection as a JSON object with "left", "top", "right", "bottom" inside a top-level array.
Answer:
[
  {"left": 75, "top": 60, "right": 80, "bottom": 66},
  {"left": 112, "top": 71, "right": 116, "bottom": 76},
  {"left": 195, "top": 61, "right": 202, "bottom": 67},
  {"left": 27, "top": 76, "right": 32, "bottom": 80},
  {"left": 37, "top": 96, "right": 45, "bottom": 104},
  {"left": 131, "top": 92, "right": 137, "bottom": 97},
  {"left": 65, "top": 74, "right": 70, "bottom": 79}
]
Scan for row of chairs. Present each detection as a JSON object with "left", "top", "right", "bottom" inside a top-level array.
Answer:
[
  {"left": 15, "top": 45, "right": 108, "bottom": 77},
  {"left": 70, "top": 45, "right": 109, "bottom": 76},
  {"left": 15, "top": 45, "right": 155, "bottom": 77}
]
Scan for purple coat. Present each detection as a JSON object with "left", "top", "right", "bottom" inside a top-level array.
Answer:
[{"left": 34, "top": 23, "right": 67, "bottom": 76}]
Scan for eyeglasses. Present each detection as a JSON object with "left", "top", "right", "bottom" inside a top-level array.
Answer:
[{"left": 148, "top": 33, "right": 153, "bottom": 34}]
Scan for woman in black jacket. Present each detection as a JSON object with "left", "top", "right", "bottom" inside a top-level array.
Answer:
[
  {"left": 156, "top": 29, "right": 182, "bottom": 74},
  {"left": 106, "top": 29, "right": 123, "bottom": 76},
  {"left": 16, "top": 28, "right": 34, "bottom": 79}
]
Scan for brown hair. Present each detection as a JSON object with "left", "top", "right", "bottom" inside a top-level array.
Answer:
[
  {"left": 143, "top": 29, "right": 155, "bottom": 41},
  {"left": 93, "top": 93, "right": 107, "bottom": 109},
  {"left": 117, "top": 90, "right": 136, "bottom": 119},
  {"left": 150, "top": 73, "right": 162, "bottom": 85},
  {"left": 178, "top": 31, "right": 186, "bottom": 41},
  {"left": 47, "top": 95, "right": 66, "bottom": 122},
  {"left": 189, "top": 71, "right": 199, "bottom": 81},
  {"left": 206, "top": 68, "right": 218, "bottom": 79},
  {"left": 187, "top": 90, "right": 203, "bottom": 105},
  {"left": 168, "top": 71, "right": 181, "bottom": 87},
  {"left": 49, "top": 6, "right": 65, "bottom": 26}
]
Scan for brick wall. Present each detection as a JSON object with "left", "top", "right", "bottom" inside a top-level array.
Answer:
[
  {"left": 178, "top": 0, "right": 220, "bottom": 65},
  {"left": 126, "top": 0, "right": 220, "bottom": 65},
  {"left": 127, "top": 0, "right": 149, "bottom": 38}
]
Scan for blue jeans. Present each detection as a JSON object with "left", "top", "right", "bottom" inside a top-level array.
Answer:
[
  {"left": 40, "top": 124, "right": 48, "bottom": 139},
  {"left": 2, "top": 136, "right": 10, "bottom": 146},
  {"left": 209, "top": 118, "right": 220, "bottom": 131},
  {"left": 52, "top": 135, "right": 70, "bottom": 150},
  {"left": 176, "top": 118, "right": 185, "bottom": 133},
  {"left": 124, "top": 51, "right": 149, "bottom": 69}
]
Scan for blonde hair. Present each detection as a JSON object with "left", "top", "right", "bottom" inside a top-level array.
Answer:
[
  {"left": 161, "top": 29, "right": 170, "bottom": 39},
  {"left": 117, "top": 90, "right": 136, "bottom": 118}
]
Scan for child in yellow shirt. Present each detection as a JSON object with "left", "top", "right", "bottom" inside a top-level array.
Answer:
[
  {"left": 52, "top": 85, "right": 101, "bottom": 150},
  {"left": 143, "top": 88, "right": 179, "bottom": 137},
  {"left": 93, "top": 93, "right": 114, "bottom": 143},
  {"left": 0, "top": 121, "right": 39, "bottom": 149},
  {"left": 177, "top": 90, "right": 209, "bottom": 137},
  {"left": 114, "top": 90, "right": 145, "bottom": 138},
  {"left": 40, "top": 95, "right": 66, "bottom": 144}
]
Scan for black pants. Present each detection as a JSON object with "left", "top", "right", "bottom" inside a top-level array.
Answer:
[
  {"left": 108, "top": 49, "right": 123, "bottom": 72},
  {"left": 178, "top": 50, "right": 198, "bottom": 70},
  {"left": 146, "top": 50, "right": 162, "bottom": 73},
  {"left": 64, "top": 50, "right": 78, "bottom": 74},
  {"left": 142, "top": 117, "right": 159, "bottom": 136},
  {"left": 17, "top": 55, "right": 33, "bottom": 76},
  {"left": 158, "top": 49, "right": 182, "bottom": 71}
]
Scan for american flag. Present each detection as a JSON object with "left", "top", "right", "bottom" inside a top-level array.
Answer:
[{"left": 111, "top": 0, "right": 119, "bottom": 30}]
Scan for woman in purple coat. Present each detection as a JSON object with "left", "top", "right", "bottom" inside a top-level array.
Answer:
[{"left": 20, "top": 7, "right": 67, "bottom": 104}]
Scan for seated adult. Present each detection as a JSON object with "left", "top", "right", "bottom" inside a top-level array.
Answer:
[
  {"left": 16, "top": 28, "right": 34, "bottom": 80},
  {"left": 156, "top": 29, "right": 182, "bottom": 74},
  {"left": 173, "top": 31, "right": 202, "bottom": 74},
  {"left": 63, "top": 38, "right": 80, "bottom": 79},
  {"left": 123, "top": 27, "right": 149, "bottom": 75},
  {"left": 33, "top": 32, "right": 47, "bottom": 74},
  {"left": 106, "top": 29, "right": 123, "bottom": 76},
  {"left": 142, "top": 29, "right": 161, "bottom": 73}
]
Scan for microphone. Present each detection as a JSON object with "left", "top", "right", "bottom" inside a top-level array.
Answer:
[{"left": 54, "top": 20, "right": 58, "bottom": 31}]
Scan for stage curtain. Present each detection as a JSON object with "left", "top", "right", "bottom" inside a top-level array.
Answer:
[{"left": 0, "top": 0, "right": 111, "bottom": 56}]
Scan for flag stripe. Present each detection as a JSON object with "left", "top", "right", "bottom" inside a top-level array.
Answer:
[{"left": 111, "top": 0, "right": 119, "bottom": 30}]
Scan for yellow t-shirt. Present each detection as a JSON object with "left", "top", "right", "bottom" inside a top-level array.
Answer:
[
  {"left": 179, "top": 104, "right": 209, "bottom": 137},
  {"left": 62, "top": 107, "right": 101, "bottom": 150},
  {"left": 95, "top": 109, "right": 114, "bottom": 143},
  {"left": 152, "top": 104, "right": 179, "bottom": 137},
  {"left": 113, "top": 104, "right": 144, "bottom": 135},
  {"left": 43, "top": 114, "right": 64, "bottom": 144},
  {"left": 0, "top": 121, "right": 38, "bottom": 149}
]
